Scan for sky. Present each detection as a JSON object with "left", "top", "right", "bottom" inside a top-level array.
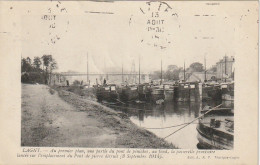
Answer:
[{"left": 20, "top": 1, "right": 257, "bottom": 73}]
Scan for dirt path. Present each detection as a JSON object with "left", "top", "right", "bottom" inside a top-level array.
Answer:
[{"left": 22, "top": 84, "right": 174, "bottom": 148}]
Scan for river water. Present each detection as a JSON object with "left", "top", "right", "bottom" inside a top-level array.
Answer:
[{"left": 106, "top": 100, "right": 234, "bottom": 149}]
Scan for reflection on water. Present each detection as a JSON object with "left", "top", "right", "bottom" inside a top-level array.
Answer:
[
  {"left": 128, "top": 102, "right": 201, "bottom": 149},
  {"left": 106, "top": 100, "right": 234, "bottom": 149},
  {"left": 202, "top": 100, "right": 234, "bottom": 109}
]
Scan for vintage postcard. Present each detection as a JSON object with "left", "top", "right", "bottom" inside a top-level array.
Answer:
[{"left": 0, "top": 0, "right": 258, "bottom": 164}]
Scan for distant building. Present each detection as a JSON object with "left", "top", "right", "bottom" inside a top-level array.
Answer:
[
  {"left": 179, "top": 71, "right": 216, "bottom": 82},
  {"left": 216, "top": 56, "right": 235, "bottom": 80}
]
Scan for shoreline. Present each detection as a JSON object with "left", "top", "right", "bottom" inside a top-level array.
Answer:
[{"left": 54, "top": 86, "right": 176, "bottom": 149}]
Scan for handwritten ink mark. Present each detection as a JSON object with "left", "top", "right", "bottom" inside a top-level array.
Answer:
[
  {"left": 146, "top": 2, "right": 151, "bottom": 11},
  {"left": 140, "top": 8, "right": 145, "bottom": 14},
  {"left": 160, "top": 46, "right": 166, "bottom": 49},
  {"left": 129, "top": 16, "right": 132, "bottom": 26},
  {"left": 158, "top": 3, "right": 162, "bottom": 11},
  {"left": 85, "top": 11, "right": 114, "bottom": 14},
  {"left": 161, "top": 2, "right": 172, "bottom": 10},
  {"left": 92, "top": 0, "right": 114, "bottom": 3},
  {"left": 51, "top": 38, "right": 56, "bottom": 44},
  {"left": 61, "top": 8, "right": 67, "bottom": 13},
  {"left": 172, "top": 13, "right": 178, "bottom": 17}
]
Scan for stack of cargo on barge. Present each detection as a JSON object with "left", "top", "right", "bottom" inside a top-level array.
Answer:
[
  {"left": 202, "top": 82, "right": 222, "bottom": 101},
  {"left": 95, "top": 84, "right": 119, "bottom": 102},
  {"left": 163, "top": 84, "right": 174, "bottom": 102},
  {"left": 174, "top": 82, "right": 200, "bottom": 102},
  {"left": 137, "top": 83, "right": 152, "bottom": 101},
  {"left": 202, "top": 81, "right": 234, "bottom": 102},
  {"left": 221, "top": 82, "right": 234, "bottom": 101}
]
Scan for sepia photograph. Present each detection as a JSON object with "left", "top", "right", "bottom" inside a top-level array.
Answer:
[
  {"left": 0, "top": 0, "right": 258, "bottom": 164},
  {"left": 20, "top": 1, "right": 237, "bottom": 150}
]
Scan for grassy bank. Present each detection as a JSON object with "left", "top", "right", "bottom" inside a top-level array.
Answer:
[
  {"left": 59, "top": 86, "right": 96, "bottom": 100},
  {"left": 54, "top": 87, "right": 176, "bottom": 148}
]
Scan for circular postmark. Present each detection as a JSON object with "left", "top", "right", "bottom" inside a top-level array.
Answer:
[
  {"left": 41, "top": 1, "right": 70, "bottom": 46},
  {"left": 129, "top": 1, "right": 180, "bottom": 50}
]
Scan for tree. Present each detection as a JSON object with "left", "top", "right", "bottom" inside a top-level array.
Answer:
[
  {"left": 33, "top": 57, "right": 42, "bottom": 69},
  {"left": 21, "top": 58, "right": 33, "bottom": 72},
  {"left": 189, "top": 62, "right": 204, "bottom": 72},
  {"left": 41, "top": 55, "right": 52, "bottom": 70},
  {"left": 21, "top": 56, "right": 58, "bottom": 84},
  {"left": 151, "top": 65, "right": 182, "bottom": 81},
  {"left": 21, "top": 57, "right": 45, "bottom": 84},
  {"left": 209, "top": 65, "right": 217, "bottom": 72},
  {"left": 49, "top": 59, "right": 58, "bottom": 84},
  {"left": 41, "top": 55, "right": 58, "bottom": 84},
  {"left": 50, "top": 59, "right": 58, "bottom": 72},
  {"left": 26, "top": 57, "right": 31, "bottom": 65},
  {"left": 167, "top": 65, "right": 178, "bottom": 72},
  {"left": 164, "top": 65, "right": 182, "bottom": 80},
  {"left": 151, "top": 71, "right": 164, "bottom": 80}
]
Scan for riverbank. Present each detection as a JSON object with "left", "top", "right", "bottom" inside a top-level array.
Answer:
[{"left": 22, "top": 84, "right": 176, "bottom": 148}]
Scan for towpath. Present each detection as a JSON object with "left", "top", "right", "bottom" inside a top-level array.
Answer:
[{"left": 22, "top": 84, "right": 174, "bottom": 148}]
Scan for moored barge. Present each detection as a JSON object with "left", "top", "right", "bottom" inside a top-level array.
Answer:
[
  {"left": 197, "top": 106, "right": 234, "bottom": 150},
  {"left": 118, "top": 85, "right": 139, "bottom": 102},
  {"left": 202, "top": 82, "right": 222, "bottom": 101},
  {"left": 95, "top": 84, "right": 119, "bottom": 102}
]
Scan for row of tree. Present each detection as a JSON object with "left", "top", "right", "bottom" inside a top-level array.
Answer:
[
  {"left": 151, "top": 62, "right": 217, "bottom": 81},
  {"left": 21, "top": 55, "right": 58, "bottom": 84}
]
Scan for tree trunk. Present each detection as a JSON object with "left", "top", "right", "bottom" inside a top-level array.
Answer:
[{"left": 45, "top": 67, "right": 48, "bottom": 84}]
